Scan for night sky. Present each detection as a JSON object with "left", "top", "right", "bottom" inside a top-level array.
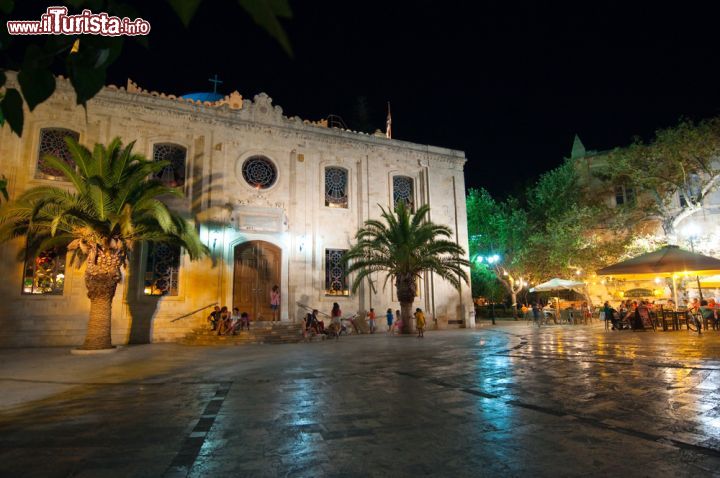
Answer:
[{"left": 12, "top": 1, "right": 720, "bottom": 196}]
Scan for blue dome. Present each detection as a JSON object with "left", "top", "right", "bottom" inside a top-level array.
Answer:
[{"left": 181, "top": 92, "right": 224, "bottom": 102}]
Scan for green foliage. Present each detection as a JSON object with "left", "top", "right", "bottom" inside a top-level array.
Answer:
[
  {"left": 1, "top": 0, "right": 293, "bottom": 136},
  {"left": 468, "top": 158, "right": 632, "bottom": 300},
  {"left": 344, "top": 202, "right": 469, "bottom": 294},
  {"left": 527, "top": 159, "right": 578, "bottom": 220},
  {"left": 467, "top": 188, "right": 529, "bottom": 296},
  {"left": 0, "top": 88, "right": 23, "bottom": 136},
  {"left": 167, "top": 0, "right": 203, "bottom": 26},
  {"left": 471, "top": 265, "right": 504, "bottom": 302},
  {"left": 0, "top": 137, "right": 208, "bottom": 266},
  {"left": 237, "top": 0, "right": 293, "bottom": 55}
]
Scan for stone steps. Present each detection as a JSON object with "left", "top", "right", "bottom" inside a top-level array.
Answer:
[{"left": 181, "top": 321, "right": 312, "bottom": 345}]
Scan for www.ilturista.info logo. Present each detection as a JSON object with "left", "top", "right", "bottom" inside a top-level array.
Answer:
[{"left": 7, "top": 6, "right": 151, "bottom": 36}]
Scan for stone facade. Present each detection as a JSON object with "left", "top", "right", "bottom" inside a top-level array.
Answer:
[{"left": 0, "top": 74, "right": 473, "bottom": 347}]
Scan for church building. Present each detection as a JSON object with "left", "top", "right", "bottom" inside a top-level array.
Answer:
[{"left": 0, "top": 73, "right": 473, "bottom": 347}]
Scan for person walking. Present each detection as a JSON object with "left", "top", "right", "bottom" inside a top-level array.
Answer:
[
  {"left": 386, "top": 308, "right": 394, "bottom": 333},
  {"left": 270, "top": 285, "right": 280, "bottom": 321},
  {"left": 414, "top": 308, "right": 426, "bottom": 337},
  {"left": 532, "top": 302, "right": 542, "bottom": 327}
]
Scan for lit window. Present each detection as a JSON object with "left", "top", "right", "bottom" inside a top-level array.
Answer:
[
  {"left": 22, "top": 248, "right": 66, "bottom": 295},
  {"left": 325, "top": 167, "right": 348, "bottom": 208},
  {"left": 393, "top": 176, "right": 415, "bottom": 211},
  {"left": 144, "top": 243, "right": 180, "bottom": 296},
  {"left": 242, "top": 156, "right": 277, "bottom": 189},
  {"left": 36, "top": 128, "right": 80, "bottom": 180},
  {"left": 325, "top": 249, "right": 349, "bottom": 296},
  {"left": 153, "top": 143, "right": 187, "bottom": 188}
]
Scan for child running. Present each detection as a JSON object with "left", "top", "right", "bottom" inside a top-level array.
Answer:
[{"left": 386, "top": 308, "right": 394, "bottom": 333}]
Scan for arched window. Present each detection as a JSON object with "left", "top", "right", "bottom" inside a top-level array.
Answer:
[
  {"left": 144, "top": 243, "right": 181, "bottom": 296},
  {"left": 153, "top": 143, "right": 187, "bottom": 188},
  {"left": 325, "top": 167, "right": 348, "bottom": 208},
  {"left": 36, "top": 128, "right": 80, "bottom": 180},
  {"left": 393, "top": 176, "right": 415, "bottom": 211},
  {"left": 241, "top": 156, "right": 277, "bottom": 189}
]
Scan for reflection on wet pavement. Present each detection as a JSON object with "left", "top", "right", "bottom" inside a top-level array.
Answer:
[{"left": 2, "top": 325, "right": 720, "bottom": 476}]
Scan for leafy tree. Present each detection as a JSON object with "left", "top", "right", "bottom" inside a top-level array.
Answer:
[
  {"left": 0, "top": 137, "right": 208, "bottom": 350},
  {"left": 524, "top": 159, "right": 630, "bottom": 280},
  {"left": 467, "top": 188, "right": 529, "bottom": 313},
  {"left": 598, "top": 117, "right": 720, "bottom": 239},
  {"left": 345, "top": 202, "right": 469, "bottom": 333},
  {"left": 0, "top": 0, "right": 292, "bottom": 136}
]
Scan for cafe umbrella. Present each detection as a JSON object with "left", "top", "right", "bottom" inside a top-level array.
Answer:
[
  {"left": 529, "top": 278, "right": 588, "bottom": 321},
  {"left": 596, "top": 245, "right": 720, "bottom": 304}
]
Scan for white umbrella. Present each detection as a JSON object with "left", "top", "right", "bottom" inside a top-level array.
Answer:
[
  {"left": 529, "top": 278, "right": 586, "bottom": 292},
  {"left": 530, "top": 278, "right": 587, "bottom": 322}
]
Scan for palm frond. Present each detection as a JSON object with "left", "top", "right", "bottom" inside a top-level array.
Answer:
[
  {"left": 345, "top": 202, "right": 469, "bottom": 295},
  {"left": 0, "top": 137, "right": 208, "bottom": 270}
]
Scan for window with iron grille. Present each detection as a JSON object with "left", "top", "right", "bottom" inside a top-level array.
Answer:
[
  {"left": 36, "top": 128, "right": 80, "bottom": 180},
  {"left": 144, "top": 243, "right": 181, "bottom": 296},
  {"left": 393, "top": 176, "right": 415, "bottom": 211},
  {"left": 325, "top": 167, "right": 348, "bottom": 208},
  {"left": 242, "top": 156, "right": 277, "bottom": 189},
  {"left": 22, "top": 248, "right": 66, "bottom": 295},
  {"left": 153, "top": 143, "right": 187, "bottom": 188},
  {"left": 325, "top": 249, "right": 349, "bottom": 296}
]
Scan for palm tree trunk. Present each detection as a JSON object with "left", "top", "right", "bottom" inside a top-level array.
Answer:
[
  {"left": 397, "top": 274, "right": 416, "bottom": 334},
  {"left": 81, "top": 253, "right": 121, "bottom": 350},
  {"left": 400, "top": 301, "right": 414, "bottom": 334}
]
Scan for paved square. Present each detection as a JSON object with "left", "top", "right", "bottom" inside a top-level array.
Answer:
[{"left": 2, "top": 324, "right": 720, "bottom": 477}]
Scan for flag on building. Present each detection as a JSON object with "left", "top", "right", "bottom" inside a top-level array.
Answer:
[{"left": 386, "top": 101, "right": 392, "bottom": 139}]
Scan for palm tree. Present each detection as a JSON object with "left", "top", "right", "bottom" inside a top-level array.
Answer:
[
  {"left": 0, "top": 137, "right": 208, "bottom": 350},
  {"left": 345, "top": 201, "right": 470, "bottom": 333}
]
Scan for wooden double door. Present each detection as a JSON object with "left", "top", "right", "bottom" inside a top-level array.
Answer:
[{"left": 233, "top": 241, "right": 281, "bottom": 321}]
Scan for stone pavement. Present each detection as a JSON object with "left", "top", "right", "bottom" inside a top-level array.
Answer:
[{"left": 2, "top": 324, "right": 720, "bottom": 477}]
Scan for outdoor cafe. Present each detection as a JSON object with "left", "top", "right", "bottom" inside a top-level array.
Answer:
[
  {"left": 596, "top": 245, "right": 720, "bottom": 332},
  {"left": 525, "top": 246, "right": 720, "bottom": 332}
]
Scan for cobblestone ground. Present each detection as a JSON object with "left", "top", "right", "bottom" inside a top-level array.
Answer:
[{"left": 2, "top": 324, "right": 720, "bottom": 477}]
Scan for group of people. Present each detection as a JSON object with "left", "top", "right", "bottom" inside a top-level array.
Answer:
[
  {"left": 302, "top": 303, "right": 351, "bottom": 339},
  {"left": 384, "top": 308, "right": 426, "bottom": 337},
  {"left": 302, "top": 305, "right": 428, "bottom": 338},
  {"left": 525, "top": 301, "right": 592, "bottom": 326},
  {"left": 207, "top": 305, "right": 250, "bottom": 335},
  {"left": 602, "top": 297, "right": 720, "bottom": 331}
]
